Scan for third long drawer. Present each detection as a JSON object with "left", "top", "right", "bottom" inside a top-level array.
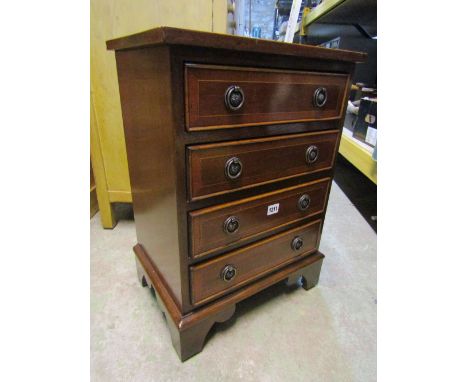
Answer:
[{"left": 189, "top": 177, "right": 331, "bottom": 259}]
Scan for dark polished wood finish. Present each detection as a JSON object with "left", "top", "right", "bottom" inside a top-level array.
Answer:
[
  {"left": 116, "top": 46, "right": 184, "bottom": 306},
  {"left": 106, "top": 26, "right": 367, "bottom": 63},
  {"left": 191, "top": 220, "right": 322, "bottom": 305},
  {"left": 189, "top": 178, "right": 330, "bottom": 259},
  {"left": 285, "top": 256, "right": 324, "bottom": 289},
  {"left": 185, "top": 64, "right": 349, "bottom": 130},
  {"left": 188, "top": 130, "right": 340, "bottom": 200},
  {"left": 135, "top": 243, "right": 324, "bottom": 361},
  {"left": 108, "top": 27, "right": 364, "bottom": 362}
]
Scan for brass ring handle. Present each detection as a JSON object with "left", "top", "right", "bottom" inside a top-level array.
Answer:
[
  {"left": 298, "top": 194, "right": 311, "bottom": 211},
  {"left": 223, "top": 216, "right": 240, "bottom": 234},
  {"left": 313, "top": 87, "right": 328, "bottom": 108},
  {"left": 220, "top": 264, "right": 237, "bottom": 282},
  {"left": 305, "top": 145, "right": 319, "bottom": 164},
  {"left": 225, "top": 85, "right": 245, "bottom": 111},
  {"left": 225, "top": 157, "right": 243, "bottom": 180},
  {"left": 291, "top": 236, "right": 304, "bottom": 251}
]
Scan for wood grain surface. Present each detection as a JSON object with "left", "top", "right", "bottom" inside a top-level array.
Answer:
[
  {"left": 190, "top": 220, "right": 322, "bottom": 305},
  {"left": 185, "top": 64, "right": 349, "bottom": 130},
  {"left": 188, "top": 130, "right": 340, "bottom": 200},
  {"left": 189, "top": 178, "right": 331, "bottom": 258},
  {"left": 107, "top": 26, "right": 367, "bottom": 63}
]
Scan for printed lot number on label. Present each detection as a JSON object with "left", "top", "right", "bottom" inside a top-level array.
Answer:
[{"left": 267, "top": 203, "right": 279, "bottom": 216}]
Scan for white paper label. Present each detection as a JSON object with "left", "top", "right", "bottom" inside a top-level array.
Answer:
[
  {"left": 267, "top": 203, "right": 280, "bottom": 216},
  {"left": 365, "top": 127, "right": 377, "bottom": 146}
]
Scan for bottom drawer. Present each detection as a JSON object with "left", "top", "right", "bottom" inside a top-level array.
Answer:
[{"left": 190, "top": 219, "right": 322, "bottom": 305}]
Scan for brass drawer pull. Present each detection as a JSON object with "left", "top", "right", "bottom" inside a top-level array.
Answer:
[
  {"left": 220, "top": 264, "right": 237, "bottom": 282},
  {"left": 298, "top": 194, "right": 311, "bottom": 211},
  {"left": 313, "top": 87, "right": 327, "bottom": 108},
  {"left": 225, "top": 85, "right": 245, "bottom": 111},
  {"left": 305, "top": 145, "right": 319, "bottom": 164},
  {"left": 225, "top": 157, "right": 243, "bottom": 180},
  {"left": 291, "top": 236, "right": 304, "bottom": 251},
  {"left": 223, "top": 216, "right": 240, "bottom": 234}
]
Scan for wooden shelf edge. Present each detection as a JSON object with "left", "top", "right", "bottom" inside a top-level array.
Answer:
[
  {"left": 339, "top": 132, "right": 377, "bottom": 184},
  {"left": 108, "top": 190, "right": 133, "bottom": 203}
]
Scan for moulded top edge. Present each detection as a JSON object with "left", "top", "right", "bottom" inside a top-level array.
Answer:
[{"left": 106, "top": 26, "right": 367, "bottom": 63}]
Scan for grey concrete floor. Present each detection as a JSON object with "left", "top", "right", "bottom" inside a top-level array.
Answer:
[{"left": 91, "top": 182, "right": 376, "bottom": 381}]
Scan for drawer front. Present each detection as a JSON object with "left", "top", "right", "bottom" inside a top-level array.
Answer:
[
  {"left": 185, "top": 64, "right": 349, "bottom": 131},
  {"left": 188, "top": 130, "right": 340, "bottom": 200},
  {"left": 189, "top": 178, "right": 330, "bottom": 259},
  {"left": 190, "top": 220, "right": 322, "bottom": 305}
]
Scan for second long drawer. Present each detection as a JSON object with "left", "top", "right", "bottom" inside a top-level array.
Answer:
[
  {"left": 189, "top": 177, "right": 331, "bottom": 259},
  {"left": 187, "top": 130, "right": 340, "bottom": 200}
]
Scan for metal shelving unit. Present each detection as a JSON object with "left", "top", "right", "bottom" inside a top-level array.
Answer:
[
  {"left": 293, "top": 0, "right": 377, "bottom": 183},
  {"left": 295, "top": 0, "right": 346, "bottom": 33}
]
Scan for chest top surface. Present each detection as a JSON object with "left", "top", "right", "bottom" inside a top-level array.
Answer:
[{"left": 106, "top": 26, "right": 366, "bottom": 64}]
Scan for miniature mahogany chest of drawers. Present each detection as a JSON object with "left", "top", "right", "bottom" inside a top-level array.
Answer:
[{"left": 107, "top": 27, "right": 365, "bottom": 361}]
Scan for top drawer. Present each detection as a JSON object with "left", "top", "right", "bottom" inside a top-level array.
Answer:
[{"left": 185, "top": 64, "right": 349, "bottom": 131}]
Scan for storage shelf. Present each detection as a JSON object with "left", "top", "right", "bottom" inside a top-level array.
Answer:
[
  {"left": 339, "top": 127, "right": 377, "bottom": 184},
  {"left": 296, "top": 0, "right": 347, "bottom": 33},
  {"left": 296, "top": 0, "right": 376, "bottom": 37}
]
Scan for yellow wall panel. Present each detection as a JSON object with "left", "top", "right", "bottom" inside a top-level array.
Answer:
[
  {"left": 213, "top": 0, "right": 228, "bottom": 32},
  {"left": 91, "top": 0, "right": 227, "bottom": 227}
]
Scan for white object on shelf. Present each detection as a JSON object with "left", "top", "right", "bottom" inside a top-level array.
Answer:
[
  {"left": 342, "top": 127, "right": 374, "bottom": 153},
  {"left": 365, "top": 127, "right": 377, "bottom": 146},
  {"left": 284, "top": 0, "right": 302, "bottom": 43},
  {"left": 347, "top": 100, "right": 359, "bottom": 115}
]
